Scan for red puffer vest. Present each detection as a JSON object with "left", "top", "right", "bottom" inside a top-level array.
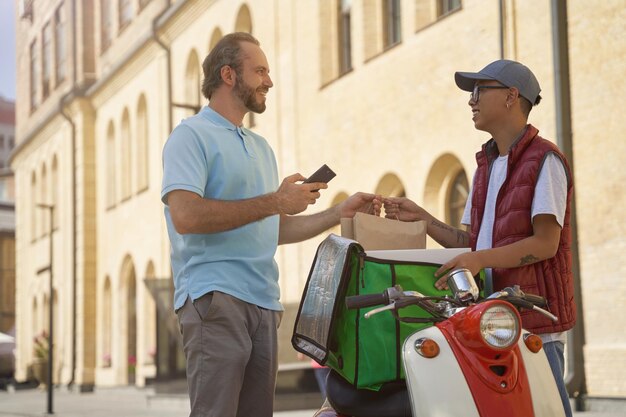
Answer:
[{"left": 470, "top": 124, "right": 576, "bottom": 334}]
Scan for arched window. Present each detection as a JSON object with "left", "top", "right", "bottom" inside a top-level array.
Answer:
[
  {"left": 143, "top": 262, "right": 156, "bottom": 366},
  {"left": 209, "top": 28, "right": 223, "bottom": 52},
  {"left": 234, "top": 5, "right": 252, "bottom": 32},
  {"left": 120, "top": 109, "right": 132, "bottom": 201},
  {"left": 136, "top": 95, "right": 149, "bottom": 192},
  {"left": 423, "top": 153, "right": 469, "bottom": 245},
  {"left": 106, "top": 121, "right": 116, "bottom": 208},
  {"left": 234, "top": 6, "right": 255, "bottom": 128},
  {"left": 447, "top": 170, "right": 469, "bottom": 229},
  {"left": 52, "top": 289, "right": 59, "bottom": 380},
  {"left": 40, "top": 164, "right": 48, "bottom": 237},
  {"left": 121, "top": 256, "right": 137, "bottom": 383},
  {"left": 43, "top": 294, "right": 50, "bottom": 334},
  {"left": 185, "top": 50, "right": 201, "bottom": 114},
  {"left": 31, "top": 171, "right": 37, "bottom": 241},
  {"left": 51, "top": 155, "right": 59, "bottom": 229},
  {"left": 376, "top": 173, "right": 406, "bottom": 198},
  {"left": 32, "top": 298, "right": 39, "bottom": 360},
  {"left": 102, "top": 276, "right": 112, "bottom": 367}
]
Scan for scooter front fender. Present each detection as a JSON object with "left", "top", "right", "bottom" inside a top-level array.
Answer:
[
  {"left": 403, "top": 326, "right": 480, "bottom": 417},
  {"left": 403, "top": 327, "right": 566, "bottom": 417},
  {"left": 518, "top": 333, "right": 566, "bottom": 417}
]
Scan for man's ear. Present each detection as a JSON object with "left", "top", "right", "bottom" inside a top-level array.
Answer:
[
  {"left": 221, "top": 65, "right": 236, "bottom": 86},
  {"left": 508, "top": 87, "right": 521, "bottom": 104}
]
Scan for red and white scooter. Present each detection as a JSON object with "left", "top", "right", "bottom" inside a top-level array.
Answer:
[{"left": 317, "top": 268, "right": 565, "bottom": 417}]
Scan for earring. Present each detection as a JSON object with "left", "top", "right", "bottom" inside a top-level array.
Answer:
[{"left": 506, "top": 103, "right": 510, "bottom": 110}]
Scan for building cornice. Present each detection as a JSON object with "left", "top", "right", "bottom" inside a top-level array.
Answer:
[
  {"left": 86, "top": 0, "right": 197, "bottom": 102},
  {"left": 156, "top": 0, "right": 217, "bottom": 44},
  {"left": 9, "top": 0, "right": 203, "bottom": 167},
  {"left": 8, "top": 84, "right": 91, "bottom": 168}
]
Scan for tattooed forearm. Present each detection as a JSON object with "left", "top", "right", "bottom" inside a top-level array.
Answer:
[
  {"left": 456, "top": 231, "right": 468, "bottom": 246},
  {"left": 519, "top": 254, "right": 540, "bottom": 266},
  {"left": 430, "top": 220, "right": 454, "bottom": 233},
  {"left": 430, "top": 220, "right": 467, "bottom": 247}
]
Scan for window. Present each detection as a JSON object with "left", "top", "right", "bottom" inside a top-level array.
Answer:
[
  {"left": 382, "top": 0, "right": 401, "bottom": 49},
  {"left": 234, "top": 5, "right": 252, "bottom": 33},
  {"left": 233, "top": 6, "right": 255, "bottom": 127},
  {"left": 416, "top": 0, "right": 461, "bottom": 31},
  {"left": 19, "top": 0, "right": 34, "bottom": 21},
  {"left": 209, "top": 28, "right": 223, "bottom": 51},
  {"left": 101, "top": 1, "right": 112, "bottom": 51},
  {"left": 51, "top": 156, "right": 59, "bottom": 229},
  {"left": 143, "top": 263, "right": 157, "bottom": 367},
  {"left": 438, "top": 0, "right": 462, "bottom": 17},
  {"left": 447, "top": 170, "right": 469, "bottom": 229},
  {"left": 106, "top": 122, "right": 116, "bottom": 208},
  {"left": 31, "top": 172, "right": 37, "bottom": 241},
  {"left": 42, "top": 22, "right": 52, "bottom": 99},
  {"left": 338, "top": 0, "right": 352, "bottom": 74},
  {"left": 320, "top": 0, "right": 354, "bottom": 85},
  {"left": 184, "top": 51, "right": 201, "bottom": 112},
  {"left": 120, "top": 109, "right": 132, "bottom": 200},
  {"left": 136, "top": 96, "right": 148, "bottom": 192},
  {"left": 102, "top": 277, "right": 112, "bottom": 367},
  {"left": 40, "top": 164, "right": 48, "bottom": 237},
  {"left": 55, "top": 5, "right": 66, "bottom": 84},
  {"left": 119, "top": 0, "right": 133, "bottom": 31},
  {"left": 30, "top": 40, "right": 39, "bottom": 110}
]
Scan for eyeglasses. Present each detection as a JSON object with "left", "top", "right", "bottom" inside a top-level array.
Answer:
[{"left": 471, "top": 85, "right": 509, "bottom": 103}]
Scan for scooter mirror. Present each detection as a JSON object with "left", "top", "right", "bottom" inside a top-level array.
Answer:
[{"left": 447, "top": 268, "right": 479, "bottom": 303}]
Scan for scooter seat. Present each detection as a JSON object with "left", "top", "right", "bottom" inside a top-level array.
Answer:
[{"left": 326, "top": 370, "right": 412, "bottom": 417}]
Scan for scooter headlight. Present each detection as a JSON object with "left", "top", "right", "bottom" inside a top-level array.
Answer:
[{"left": 480, "top": 304, "right": 520, "bottom": 349}]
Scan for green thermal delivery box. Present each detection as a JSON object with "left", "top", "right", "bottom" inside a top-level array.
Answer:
[{"left": 292, "top": 234, "right": 483, "bottom": 391}]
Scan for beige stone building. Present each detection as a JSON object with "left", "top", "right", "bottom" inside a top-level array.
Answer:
[
  {"left": 10, "top": 0, "right": 626, "bottom": 406},
  {"left": 0, "top": 97, "right": 16, "bottom": 376}
]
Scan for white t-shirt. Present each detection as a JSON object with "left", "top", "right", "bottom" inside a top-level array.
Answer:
[{"left": 461, "top": 152, "right": 568, "bottom": 343}]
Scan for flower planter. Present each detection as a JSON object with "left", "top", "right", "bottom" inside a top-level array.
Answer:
[{"left": 32, "top": 358, "right": 49, "bottom": 387}]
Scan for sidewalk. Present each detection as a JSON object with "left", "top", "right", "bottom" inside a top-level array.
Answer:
[
  {"left": 0, "top": 386, "right": 314, "bottom": 417},
  {"left": 0, "top": 385, "right": 623, "bottom": 417}
]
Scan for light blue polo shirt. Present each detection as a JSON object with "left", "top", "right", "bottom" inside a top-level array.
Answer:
[{"left": 161, "top": 106, "right": 281, "bottom": 311}]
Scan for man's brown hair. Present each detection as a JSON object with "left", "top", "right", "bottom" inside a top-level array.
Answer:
[{"left": 201, "top": 32, "right": 260, "bottom": 100}]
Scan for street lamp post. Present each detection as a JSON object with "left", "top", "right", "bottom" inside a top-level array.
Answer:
[{"left": 36, "top": 203, "right": 54, "bottom": 415}]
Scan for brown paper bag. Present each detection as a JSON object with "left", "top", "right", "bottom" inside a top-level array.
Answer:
[{"left": 340, "top": 212, "right": 426, "bottom": 251}]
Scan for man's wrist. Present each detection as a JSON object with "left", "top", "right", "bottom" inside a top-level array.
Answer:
[
  {"left": 259, "top": 192, "right": 283, "bottom": 216},
  {"left": 336, "top": 200, "right": 348, "bottom": 219}
]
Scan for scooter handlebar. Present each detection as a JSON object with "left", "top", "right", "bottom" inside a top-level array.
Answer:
[
  {"left": 345, "top": 292, "right": 389, "bottom": 309},
  {"left": 524, "top": 293, "right": 547, "bottom": 307}
]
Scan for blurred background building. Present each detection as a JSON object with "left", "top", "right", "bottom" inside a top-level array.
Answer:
[
  {"left": 0, "top": 96, "right": 16, "bottom": 381},
  {"left": 8, "top": 0, "right": 626, "bottom": 410}
]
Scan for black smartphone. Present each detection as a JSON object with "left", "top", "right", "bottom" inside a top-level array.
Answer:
[{"left": 303, "top": 164, "right": 336, "bottom": 184}]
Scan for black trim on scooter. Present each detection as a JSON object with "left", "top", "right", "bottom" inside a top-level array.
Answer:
[{"left": 326, "top": 369, "right": 412, "bottom": 417}]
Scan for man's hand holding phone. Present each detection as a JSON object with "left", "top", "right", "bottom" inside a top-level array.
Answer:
[{"left": 303, "top": 164, "right": 336, "bottom": 190}]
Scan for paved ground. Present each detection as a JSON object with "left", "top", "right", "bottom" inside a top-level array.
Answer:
[
  {"left": 0, "top": 386, "right": 314, "bottom": 417},
  {"left": 0, "top": 385, "right": 624, "bottom": 417}
]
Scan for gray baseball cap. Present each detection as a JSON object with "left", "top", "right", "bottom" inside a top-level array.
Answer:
[{"left": 455, "top": 59, "right": 541, "bottom": 104}]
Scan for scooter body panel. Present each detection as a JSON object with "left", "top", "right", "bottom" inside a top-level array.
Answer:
[
  {"left": 403, "top": 326, "right": 565, "bottom": 417},
  {"left": 519, "top": 334, "right": 566, "bottom": 417},
  {"left": 403, "top": 326, "right": 480, "bottom": 417}
]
